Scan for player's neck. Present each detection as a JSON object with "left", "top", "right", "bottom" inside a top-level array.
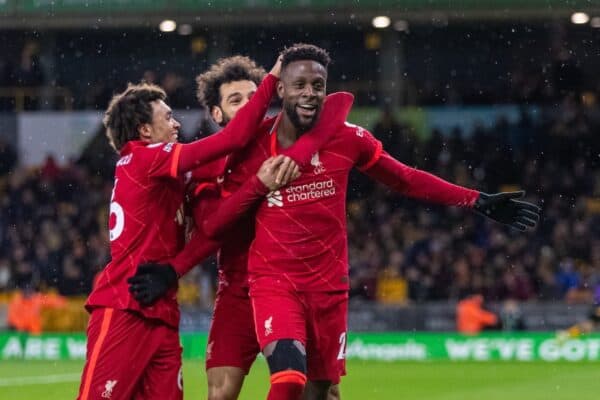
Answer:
[{"left": 277, "top": 115, "right": 300, "bottom": 149}]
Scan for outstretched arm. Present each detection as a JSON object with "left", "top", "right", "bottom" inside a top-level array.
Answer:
[
  {"left": 364, "top": 151, "right": 480, "bottom": 207},
  {"left": 175, "top": 59, "right": 282, "bottom": 175},
  {"left": 364, "top": 152, "right": 540, "bottom": 230}
]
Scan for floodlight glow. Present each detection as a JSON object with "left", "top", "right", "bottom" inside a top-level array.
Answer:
[
  {"left": 159, "top": 20, "right": 177, "bottom": 32},
  {"left": 571, "top": 12, "right": 589, "bottom": 24},
  {"left": 590, "top": 17, "right": 600, "bottom": 28},
  {"left": 372, "top": 16, "right": 391, "bottom": 29}
]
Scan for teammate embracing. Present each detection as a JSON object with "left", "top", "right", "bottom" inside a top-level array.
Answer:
[
  {"left": 77, "top": 57, "right": 282, "bottom": 400},
  {"left": 213, "top": 43, "right": 540, "bottom": 400},
  {"left": 128, "top": 44, "right": 540, "bottom": 400},
  {"left": 128, "top": 56, "right": 350, "bottom": 399}
]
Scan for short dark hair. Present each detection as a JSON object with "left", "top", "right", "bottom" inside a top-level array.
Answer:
[
  {"left": 196, "top": 55, "right": 266, "bottom": 110},
  {"left": 280, "top": 43, "right": 331, "bottom": 71},
  {"left": 103, "top": 83, "right": 167, "bottom": 152}
]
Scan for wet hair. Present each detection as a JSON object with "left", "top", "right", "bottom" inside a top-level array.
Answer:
[
  {"left": 196, "top": 55, "right": 266, "bottom": 110},
  {"left": 280, "top": 43, "right": 331, "bottom": 71},
  {"left": 103, "top": 83, "right": 166, "bottom": 152}
]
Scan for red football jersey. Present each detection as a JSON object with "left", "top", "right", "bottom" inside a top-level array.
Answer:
[
  {"left": 220, "top": 117, "right": 381, "bottom": 292},
  {"left": 86, "top": 140, "right": 187, "bottom": 328},
  {"left": 217, "top": 117, "right": 278, "bottom": 288},
  {"left": 219, "top": 114, "right": 479, "bottom": 293},
  {"left": 248, "top": 122, "right": 382, "bottom": 292}
]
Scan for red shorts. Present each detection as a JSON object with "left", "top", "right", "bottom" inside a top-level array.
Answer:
[
  {"left": 77, "top": 308, "right": 183, "bottom": 400},
  {"left": 249, "top": 277, "right": 348, "bottom": 384},
  {"left": 206, "top": 284, "right": 260, "bottom": 373}
]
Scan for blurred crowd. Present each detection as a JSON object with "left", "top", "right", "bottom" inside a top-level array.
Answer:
[
  {"left": 0, "top": 94, "right": 598, "bottom": 307},
  {"left": 348, "top": 94, "right": 599, "bottom": 304},
  {"left": 0, "top": 157, "right": 111, "bottom": 296}
]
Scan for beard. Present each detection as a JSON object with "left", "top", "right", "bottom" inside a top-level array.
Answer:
[
  {"left": 283, "top": 101, "right": 319, "bottom": 133},
  {"left": 219, "top": 111, "right": 232, "bottom": 127}
]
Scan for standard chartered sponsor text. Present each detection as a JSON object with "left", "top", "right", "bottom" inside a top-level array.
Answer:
[{"left": 285, "top": 179, "right": 335, "bottom": 202}]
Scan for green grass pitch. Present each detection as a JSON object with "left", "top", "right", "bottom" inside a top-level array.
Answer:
[{"left": 0, "top": 359, "right": 598, "bottom": 399}]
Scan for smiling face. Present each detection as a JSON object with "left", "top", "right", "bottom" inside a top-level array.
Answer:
[
  {"left": 277, "top": 59, "right": 327, "bottom": 133},
  {"left": 212, "top": 79, "right": 258, "bottom": 126},
  {"left": 139, "top": 99, "right": 181, "bottom": 144}
]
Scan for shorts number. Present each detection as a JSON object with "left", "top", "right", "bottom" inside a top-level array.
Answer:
[
  {"left": 337, "top": 332, "right": 346, "bottom": 360},
  {"left": 109, "top": 179, "right": 125, "bottom": 241}
]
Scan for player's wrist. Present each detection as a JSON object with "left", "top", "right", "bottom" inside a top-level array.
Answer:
[
  {"left": 166, "top": 260, "right": 184, "bottom": 280},
  {"left": 251, "top": 174, "right": 271, "bottom": 195},
  {"left": 473, "top": 192, "right": 489, "bottom": 211},
  {"left": 164, "top": 264, "right": 178, "bottom": 287}
]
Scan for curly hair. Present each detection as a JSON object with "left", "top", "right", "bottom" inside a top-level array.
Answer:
[
  {"left": 196, "top": 55, "right": 266, "bottom": 110},
  {"left": 280, "top": 43, "right": 331, "bottom": 71},
  {"left": 103, "top": 83, "right": 167, "bottom": 153}
]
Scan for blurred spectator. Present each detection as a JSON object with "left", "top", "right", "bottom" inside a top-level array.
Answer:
[
  {"left": 40, "top": 154, "right": 61, "bottom": 181},
  {"left": 499, "top": 299, "right": 525, "bottom": 331},
  {"left": 0, "top": 138, "right": 17, "bottom": 176},
  {"left": 161, "top": 71, "right": 189, "bottom": 109},
  {"left": 7, "top": 283, "right": 66, "bottom": 334},
  {"left": 456, "top": 294, "right": 498, "bottom": 334},
  {"left": 5, "top": 40, "right": 46, "bottom": 110},
  {"left": 371, "top": 106, "right": 407, "bottom": 159},
  {"left": 0, "top": 257, "right": 10, "bottom": 290},
  {"left": 9, "top": 40, "right": 45, "bottom": 87},
  {"left": 141, "top": 69, "right": 158, "bottom": 85}
]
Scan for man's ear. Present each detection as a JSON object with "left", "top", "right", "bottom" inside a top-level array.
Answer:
[
  {"left": 211, "top": 106, "right": 223, "bottom": 125},
  {"left": 138, "top": 123, "right": 152, "bottom": 142},
  {"left": 276, "top": 80, "right": 284, "bottom": 100}
]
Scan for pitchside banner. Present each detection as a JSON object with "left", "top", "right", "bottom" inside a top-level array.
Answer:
[{"left": 1, "top": 332, "right": 600, "bottom": 362}]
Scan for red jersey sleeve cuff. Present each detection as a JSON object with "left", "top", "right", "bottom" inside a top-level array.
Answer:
[
  {"left": 250, "top": 175, "right": 271, "bottom": 196},
  {"left": 466, "top": 190, "right": 481, "bottom": 208},
  {"left": 193, "top": 182, "right": 218, "bottom": 198},
  {"left": 170, "top": 257, "right": 188, "bottom": 278}
]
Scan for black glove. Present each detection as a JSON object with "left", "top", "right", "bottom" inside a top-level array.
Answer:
[
  {"left": 473, "top": 191, "right": 541, "bottom": 231},
  {"left": 127, "top": 263, "right": 178, "bottom": 306}
]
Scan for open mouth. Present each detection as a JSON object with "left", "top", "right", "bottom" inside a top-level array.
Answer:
[{"left": 297, "top": 104, "right": 317, "bottom": 119}]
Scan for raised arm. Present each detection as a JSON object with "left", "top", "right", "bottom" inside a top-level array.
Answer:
[{"left": 175, "top": 59, "right": 282, "bottom": 174}]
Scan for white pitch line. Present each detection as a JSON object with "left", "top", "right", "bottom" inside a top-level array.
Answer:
[{"left": 0, "top": 373, "right": 81, "bottom": 386}]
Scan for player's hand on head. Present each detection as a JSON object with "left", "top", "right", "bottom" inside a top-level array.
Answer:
[
  {"left": 257, "top": 156, "right": 300, "bottom": 190},
  {"left": 473, "top": 191, "right": 541, "bottom": 231},
  {"left": 269, "top": 54, "right": 283, "bottom": 78},
  {"left": 127, "top": 263, "right": 178, "bottom": 306}
]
